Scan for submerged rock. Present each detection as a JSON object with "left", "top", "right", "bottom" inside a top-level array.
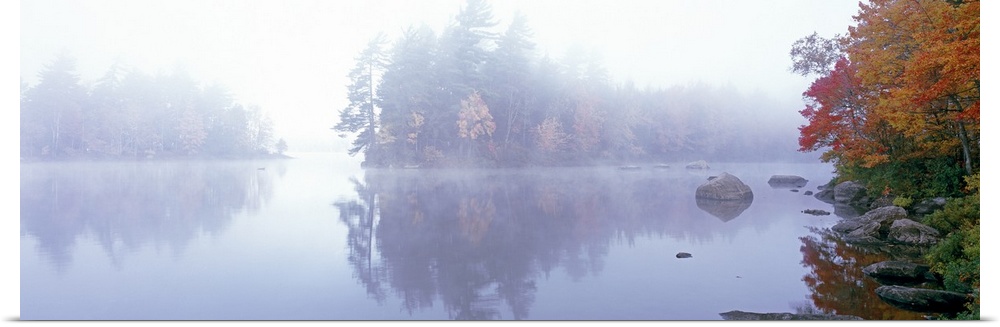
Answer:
[
  {"left": 803, "top": 190, "right": 814, "bottom": 196},
  {"left": 676, "top": 252, "right": 692, "bottom": 258},
  {"left": 685, "top": 160, "right": 710, "bottom": 169},
  {"left": 719, "top": 310, "right": 863, "bottom": 321},
  {"left": 768, "top": 175, "right": 808, "bottom": 188},
  {"left": 802, "top": 209, "right": 831, "bottom": 216},
  {"left": 875, "top": 285, "right": 971, "bottom": 313}
]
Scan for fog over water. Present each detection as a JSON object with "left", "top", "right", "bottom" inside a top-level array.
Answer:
[
  {"left": 13, "top": 0, "right": 998, "bottom": 320},
  {"left": 19, "top": 0, "right": 860, "bottom": 153}
]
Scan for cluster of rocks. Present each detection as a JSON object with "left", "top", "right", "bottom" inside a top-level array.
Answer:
[
  {"left": 863, "top": 261, "right": 971, "bottom": 314},
  {"left": 828, "top": 204, "right": 972, "bottom": 314},
  {"left": 811, "top": 179, "right": 971, "bottom": 316},
  {"left": 713, "top": 175, "right": 970, "bottom": 318}
]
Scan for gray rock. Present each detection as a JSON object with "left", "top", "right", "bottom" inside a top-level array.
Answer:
[
  {"left": 814, "top": 189, "right": 835, "bottom": 204},
  {"left": 888, "top": 219, "right": 940, "bottom": 245},
  {"left": 676, "top": 252, "right": 692, "bottom": 258},
  {"left": 768, "top": 175, "right": 809, "bottom": 188},
  {"left": 802, "top": 209, "right": 831, "bottom": 216},
  {"left": 834, "top": 181, "right": 867, "bottom": 204},
  {"left": 695, "top": 172, "right": 753, "bottom": 201},
  {"left": 804, "top": 190, "right": 814, "bottom": 196},
  {"left": 831, "top": 219, "right": 867, "bottom": 233},
  {"left": 685, "top": 160, "right": 710, "bottom": 169},
  {"left": 869, "top": 195, "right": 895, "bottom": 209},
  {"left": 719, "top": 310, "right": 863, "bottom": 321},
  {"left": 846, "top": 220, "right": 883, "bottom": 239},
  {"left": 862, "top": 261, "right": 935, "bottom": 283},
  {"left": 832, "top": 206, "right": 908, "bottom": 242},
  {"left": 875, "top": 285, "right": 971, "bottom": 313},
  {"left": 912, "top": 197, "right": 948, "bottom": 216},
  {"left": 832, "top": 203, "right": 864, "bottom": 218}
]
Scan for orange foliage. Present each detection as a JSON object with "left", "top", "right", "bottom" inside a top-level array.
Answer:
[
  {"left": 848, "top": 0, "right": 979, "bottom": 160},
  {"left": 797, "top": 0, "right": 979, "bottom": 171}
]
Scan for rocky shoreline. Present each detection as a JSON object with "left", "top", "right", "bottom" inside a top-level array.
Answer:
[{"left": 721, "top": 176, "right": 970, "bottom": 320}]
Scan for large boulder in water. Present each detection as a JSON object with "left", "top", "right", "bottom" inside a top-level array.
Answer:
[
  {"left": 695, "top": 172, "right": 753, "bottom": 201},
  {"left": 768, "top": 175, "right": 808, "bottom": 188},
  {"left": 875, "top": 285, "right": 971, "bottom": 313},
  {"left": 685, "top": 160, "right": 710, "bottom": 169}
]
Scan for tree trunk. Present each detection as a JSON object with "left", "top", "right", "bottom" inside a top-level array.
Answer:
[{"left": 950, "top": 95, "right": 974, "bottom": 175}]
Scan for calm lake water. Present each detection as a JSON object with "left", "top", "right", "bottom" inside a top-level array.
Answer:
[{"left": 20, "top": 153, "right": 925, "bottom": 320}]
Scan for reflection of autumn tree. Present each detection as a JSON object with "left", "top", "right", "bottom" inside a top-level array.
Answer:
[
  {"left": 458, "top": 197, "right": 496, "bottom": 245},
  {"left": 798, "top": 228, "right": 925, "bottom": 320},
  {"left": 20, "top": 162, "right": 279, "bottom": 271}
]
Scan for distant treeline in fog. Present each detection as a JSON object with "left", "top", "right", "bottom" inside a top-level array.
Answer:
[
  {"left": 20, "top": 53, "right": 286, "bottom": 160},
  {"left": 334, "top": 0, "right": 813, "bottom": 168}
]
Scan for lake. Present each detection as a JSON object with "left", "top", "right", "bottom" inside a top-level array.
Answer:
[{"left": 20, "top": 153, "right": 925, "bottom": 320}]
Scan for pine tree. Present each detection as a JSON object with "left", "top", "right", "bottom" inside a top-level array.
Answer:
[{"left": 334, "top": 33, "right": 388, "bottom": 163}]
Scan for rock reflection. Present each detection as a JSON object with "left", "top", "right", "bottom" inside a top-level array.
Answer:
[
  {"left": 20, "top": 161, "right": 280, "bottom": 271},
  {"left": 798, "top": 227, "right": 926, "bottom": 319},
  {"left": 333, "top": 168, "right": 762, "bottom": 320},
  {"left": 695, "top": 198, "right": 753, "bottom": 222}
]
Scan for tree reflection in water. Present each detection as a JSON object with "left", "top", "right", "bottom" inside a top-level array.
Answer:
[
  {"left": 798, "top": 227, "right": 927, "bottom": 320},
  {"left": 20, "top": 161, "right": 281, "bottom": 271},
  {"left": 333, "top": 168, "right": 757, "bottom": 320}
]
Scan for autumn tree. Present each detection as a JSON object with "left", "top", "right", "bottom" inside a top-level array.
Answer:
[
  {"left": 794, "top": 0, "right": 979, "bottom": 197},
  {"left": 535, "top": 116, "right": 568, "bottom": 157},
  {"left": 848, "top": 0, "right": 979, "bottom": 175},
  {"left": 456, "top": 91, "right": 497, "bottom": 159}
]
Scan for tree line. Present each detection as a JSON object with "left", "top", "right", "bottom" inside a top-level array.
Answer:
[
  {"left": 334, "top": 0, "right": 810, "bottom": 168},
  {"left": 20, "top": 52, "right": 286, "bottom": 160},
  {"left": 791, "top": 0, "right": 979, "bottom": 319}
]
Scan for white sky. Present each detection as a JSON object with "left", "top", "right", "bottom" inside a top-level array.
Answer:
[{"left": 18, "top": 0, "right": 863, "bottom": 152}]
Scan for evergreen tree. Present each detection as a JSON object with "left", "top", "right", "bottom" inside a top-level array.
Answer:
[
  {"left": 21, "top": 52, "right": 87, "bottom": 157},
  {"left": 334, "top": 33, "right": 388, "bottom": 163},
  {"left": 483, "top": 12, "right": 536, "bottom": 153},
  {"left": 377, "top": 25, "right": 440, "bottom": 165}
]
